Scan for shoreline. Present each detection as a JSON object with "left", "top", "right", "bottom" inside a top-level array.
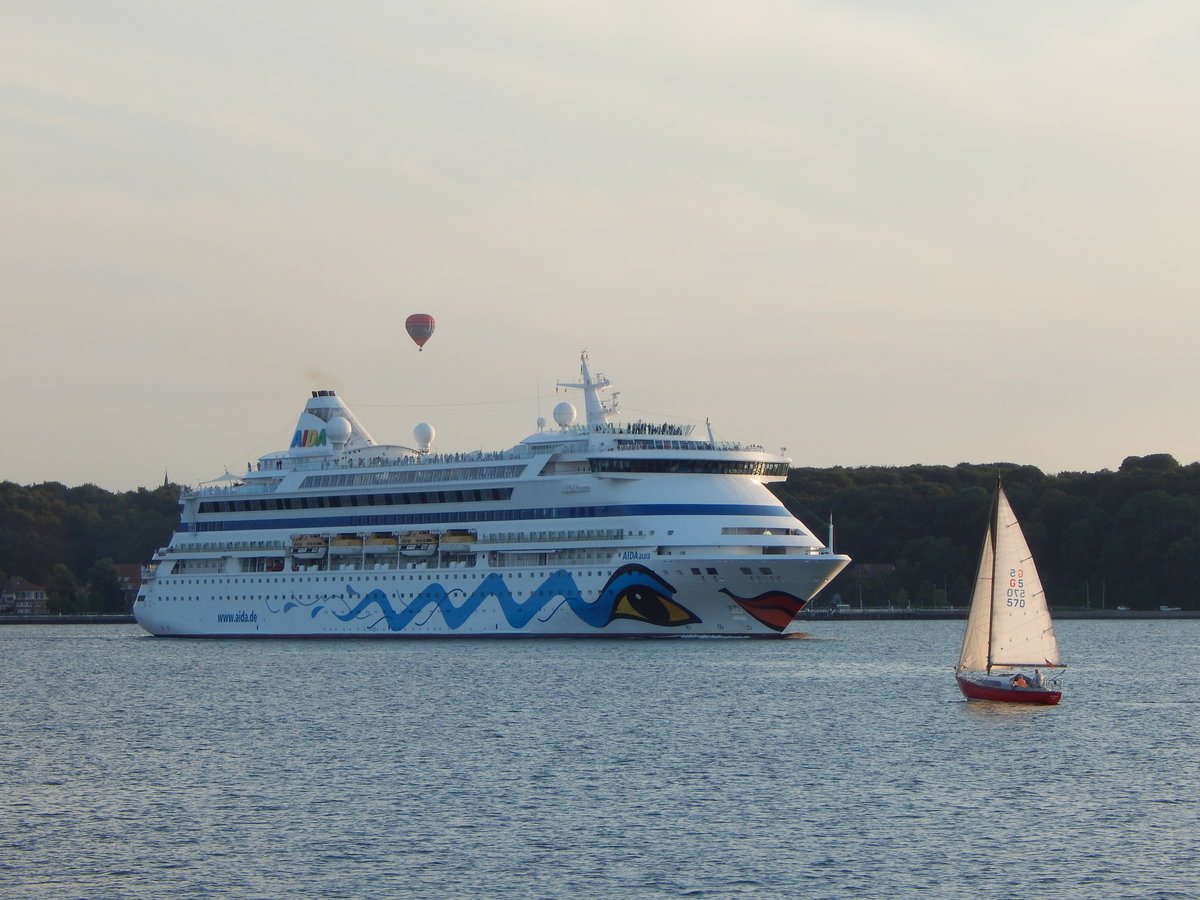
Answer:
[
  {"left": 2, "top": 610, "right": 1197, "bottom": 626},
  {"left": 0, "top": 615, "right": 136, "bottom": 625},
  {"left": 799, "top": 608, "right": 1199, "bottom": 621}
]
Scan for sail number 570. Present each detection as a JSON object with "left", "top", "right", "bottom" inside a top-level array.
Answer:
[{"left": 1007, "top": 568, "right": 1025, "bottom": 606}]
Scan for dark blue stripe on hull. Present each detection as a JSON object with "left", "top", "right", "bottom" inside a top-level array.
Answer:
[{"left": 179, "top": 503, "right": 792, "bottom": 534}]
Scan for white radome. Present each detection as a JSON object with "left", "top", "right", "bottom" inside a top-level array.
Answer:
[
  {"left": 327, "top": 416, "right": 352, "bottom": 444},
  {"left": 413, "top": 422, "right": 435, "bottom": 450},
  {"left": 553, "top": 401, "right": 577, "bottom": 427}
]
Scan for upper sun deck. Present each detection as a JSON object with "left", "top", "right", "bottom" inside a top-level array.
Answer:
[
  {"left": 196, "top": 432, "right": 779, "bottom": 497},
  {"left": 189, "top": 351, "right": 786, "bottom": 499}
]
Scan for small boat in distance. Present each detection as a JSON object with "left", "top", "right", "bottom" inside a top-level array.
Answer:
[{"left": 956, "top": 481, "right": 1064, "bottom": 705}]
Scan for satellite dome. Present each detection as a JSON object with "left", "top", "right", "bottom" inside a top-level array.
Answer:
[
  {"left": 413, "top": 422, "right": 435, "bottom": 450},
  {"left": 553, "top": 401, "right": 577, "bottom": 428},
  {"left": 326, "top": 416, "right": 352, "bottom": 444}
]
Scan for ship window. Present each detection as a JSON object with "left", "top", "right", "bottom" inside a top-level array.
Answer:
[
  {"left": 706, "top": 568, "right": 718, "bottom": 575},
  {"left": 589, "top": 458, "right": 789, "bottom": 476},
  {"left": 759, "top": 567, "right": 773, "bottom": 575},
  {"left": 740, "top": 567, "right": 752, "bottom": 575}
]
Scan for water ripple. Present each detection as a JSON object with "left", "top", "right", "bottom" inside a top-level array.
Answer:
[{"left": 1, "top": 620, "right": 1197, "bottom": 898}]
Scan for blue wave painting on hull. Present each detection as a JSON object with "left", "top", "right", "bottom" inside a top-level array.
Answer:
[{"left": 320, "top": 564, "right": 700, "bottom": 632}]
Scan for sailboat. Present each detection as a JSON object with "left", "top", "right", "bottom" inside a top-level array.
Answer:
[{"left": 956, "top": 481, "right": 1064, "bottom": 704}]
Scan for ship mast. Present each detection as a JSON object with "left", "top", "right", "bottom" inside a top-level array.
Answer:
[{"left": 557, "top": 351, "right": 619, "bottom": 427}]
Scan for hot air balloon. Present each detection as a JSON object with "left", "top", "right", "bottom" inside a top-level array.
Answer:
[{"left": 405, "top": 313, "right": 435, "bottom": 351}]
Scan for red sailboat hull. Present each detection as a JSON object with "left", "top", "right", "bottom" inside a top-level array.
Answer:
[{"left": 956, "top": 675, "right": 1062, "bottom": 705}]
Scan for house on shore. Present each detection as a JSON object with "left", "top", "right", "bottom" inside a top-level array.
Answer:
[{"left": 1, "top": 576, "right": 49, "bottom": 615}]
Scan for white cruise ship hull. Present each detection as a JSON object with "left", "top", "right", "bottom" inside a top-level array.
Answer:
[{"left": 135, "top": 555, "right": 846, "bottom": 637}]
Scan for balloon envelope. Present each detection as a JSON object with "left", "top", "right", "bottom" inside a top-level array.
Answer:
[{"left": 405, "top": 314, "right": 435, "bottom": 350}]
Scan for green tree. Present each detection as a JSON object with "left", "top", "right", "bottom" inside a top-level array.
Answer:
[
  {"left": 85, "top": 558, "right": 126, "bottom": 614},
  {"left": 46, "top": 563, "right": 81, "bottom": 615}
]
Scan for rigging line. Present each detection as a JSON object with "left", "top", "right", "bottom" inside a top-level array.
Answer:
[
  {"left": 783, "top": 496, "right": 827, "bottom": 527},
  {"left": 220, "top": 425, "right": 294, "bottom": 477},
  {"left": 356, "top": 396, "right": 541, "bottom": 410}
]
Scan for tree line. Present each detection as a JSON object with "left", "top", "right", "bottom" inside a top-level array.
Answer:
[
  {"left": 2, "top": 452, "right": 1197, "bottom": 614},
  {"left": 0, "top": 481, "right": 180, "bottom": 614},
  {"left": 772, "top": 453, "right": 1200, "bottom": 610}
]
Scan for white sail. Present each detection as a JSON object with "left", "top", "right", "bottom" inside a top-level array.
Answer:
[
  {"left": 957, "top": 484, "right": 1062, "bottom": 673},
  {"left": 989, "top": 487, "right": 1061, "bottom": 667},
  {"left": 957, "top": 505, "right": 995, "bottom": 673}
]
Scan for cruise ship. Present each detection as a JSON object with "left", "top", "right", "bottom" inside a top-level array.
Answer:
[{"left": 134, "top": 353, "right": 849, "bottom": 637}]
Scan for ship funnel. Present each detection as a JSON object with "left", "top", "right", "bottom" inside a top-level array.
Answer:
[{"left": 289, "top": 390, "right": 376, "bottom": 456}]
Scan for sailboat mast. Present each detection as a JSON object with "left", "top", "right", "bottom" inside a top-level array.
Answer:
[{"left": 984, "top": 483, "right": 1001, "bottom": 673}]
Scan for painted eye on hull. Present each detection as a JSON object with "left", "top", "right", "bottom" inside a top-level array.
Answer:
[
  {"left": 611, "top": 586, "right": 701, "bottom": 627},
  {"left": 603, "top": 564, "right": 700, "bottom": 627}
]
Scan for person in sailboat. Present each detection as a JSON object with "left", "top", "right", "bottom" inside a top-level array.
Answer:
[{"left": 1011, "top": 674, "right": 1028, "bottom": 688}]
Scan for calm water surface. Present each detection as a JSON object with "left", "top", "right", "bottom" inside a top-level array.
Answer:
[{"left": 1, "top": 620, "right": 1197, "bottom": 899}]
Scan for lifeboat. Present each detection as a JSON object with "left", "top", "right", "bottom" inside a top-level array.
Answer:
[
  {"left": 399, "top": 531, "right": 438, "bottom": 556},
  {"left": 329, "top": 535, "right": 363, "bottom": 555},
  {"left": 365, "top": 534, "right": 399, "bottom": 554},
  {"left": 290, "top": 535, "right": 328, "bottom": 559}
]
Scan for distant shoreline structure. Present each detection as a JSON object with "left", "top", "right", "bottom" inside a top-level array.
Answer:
[
  {"left": 799, "top": 607, "right": 1199, "bottom": 621},
  {"left": 1, "top": 610, "right": 1196, "bottom": 627},
  {"left": 1, "top": 615, "right": 136, "bottom": 625}
]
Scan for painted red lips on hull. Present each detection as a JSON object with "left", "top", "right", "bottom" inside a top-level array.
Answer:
[{"left": 719, "top": 588, "right": 807, "bottom": 632}]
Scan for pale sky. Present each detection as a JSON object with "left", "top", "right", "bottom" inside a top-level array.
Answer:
[{"left": 4, "top": 1, "right": 1199, "bottom": 491}]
